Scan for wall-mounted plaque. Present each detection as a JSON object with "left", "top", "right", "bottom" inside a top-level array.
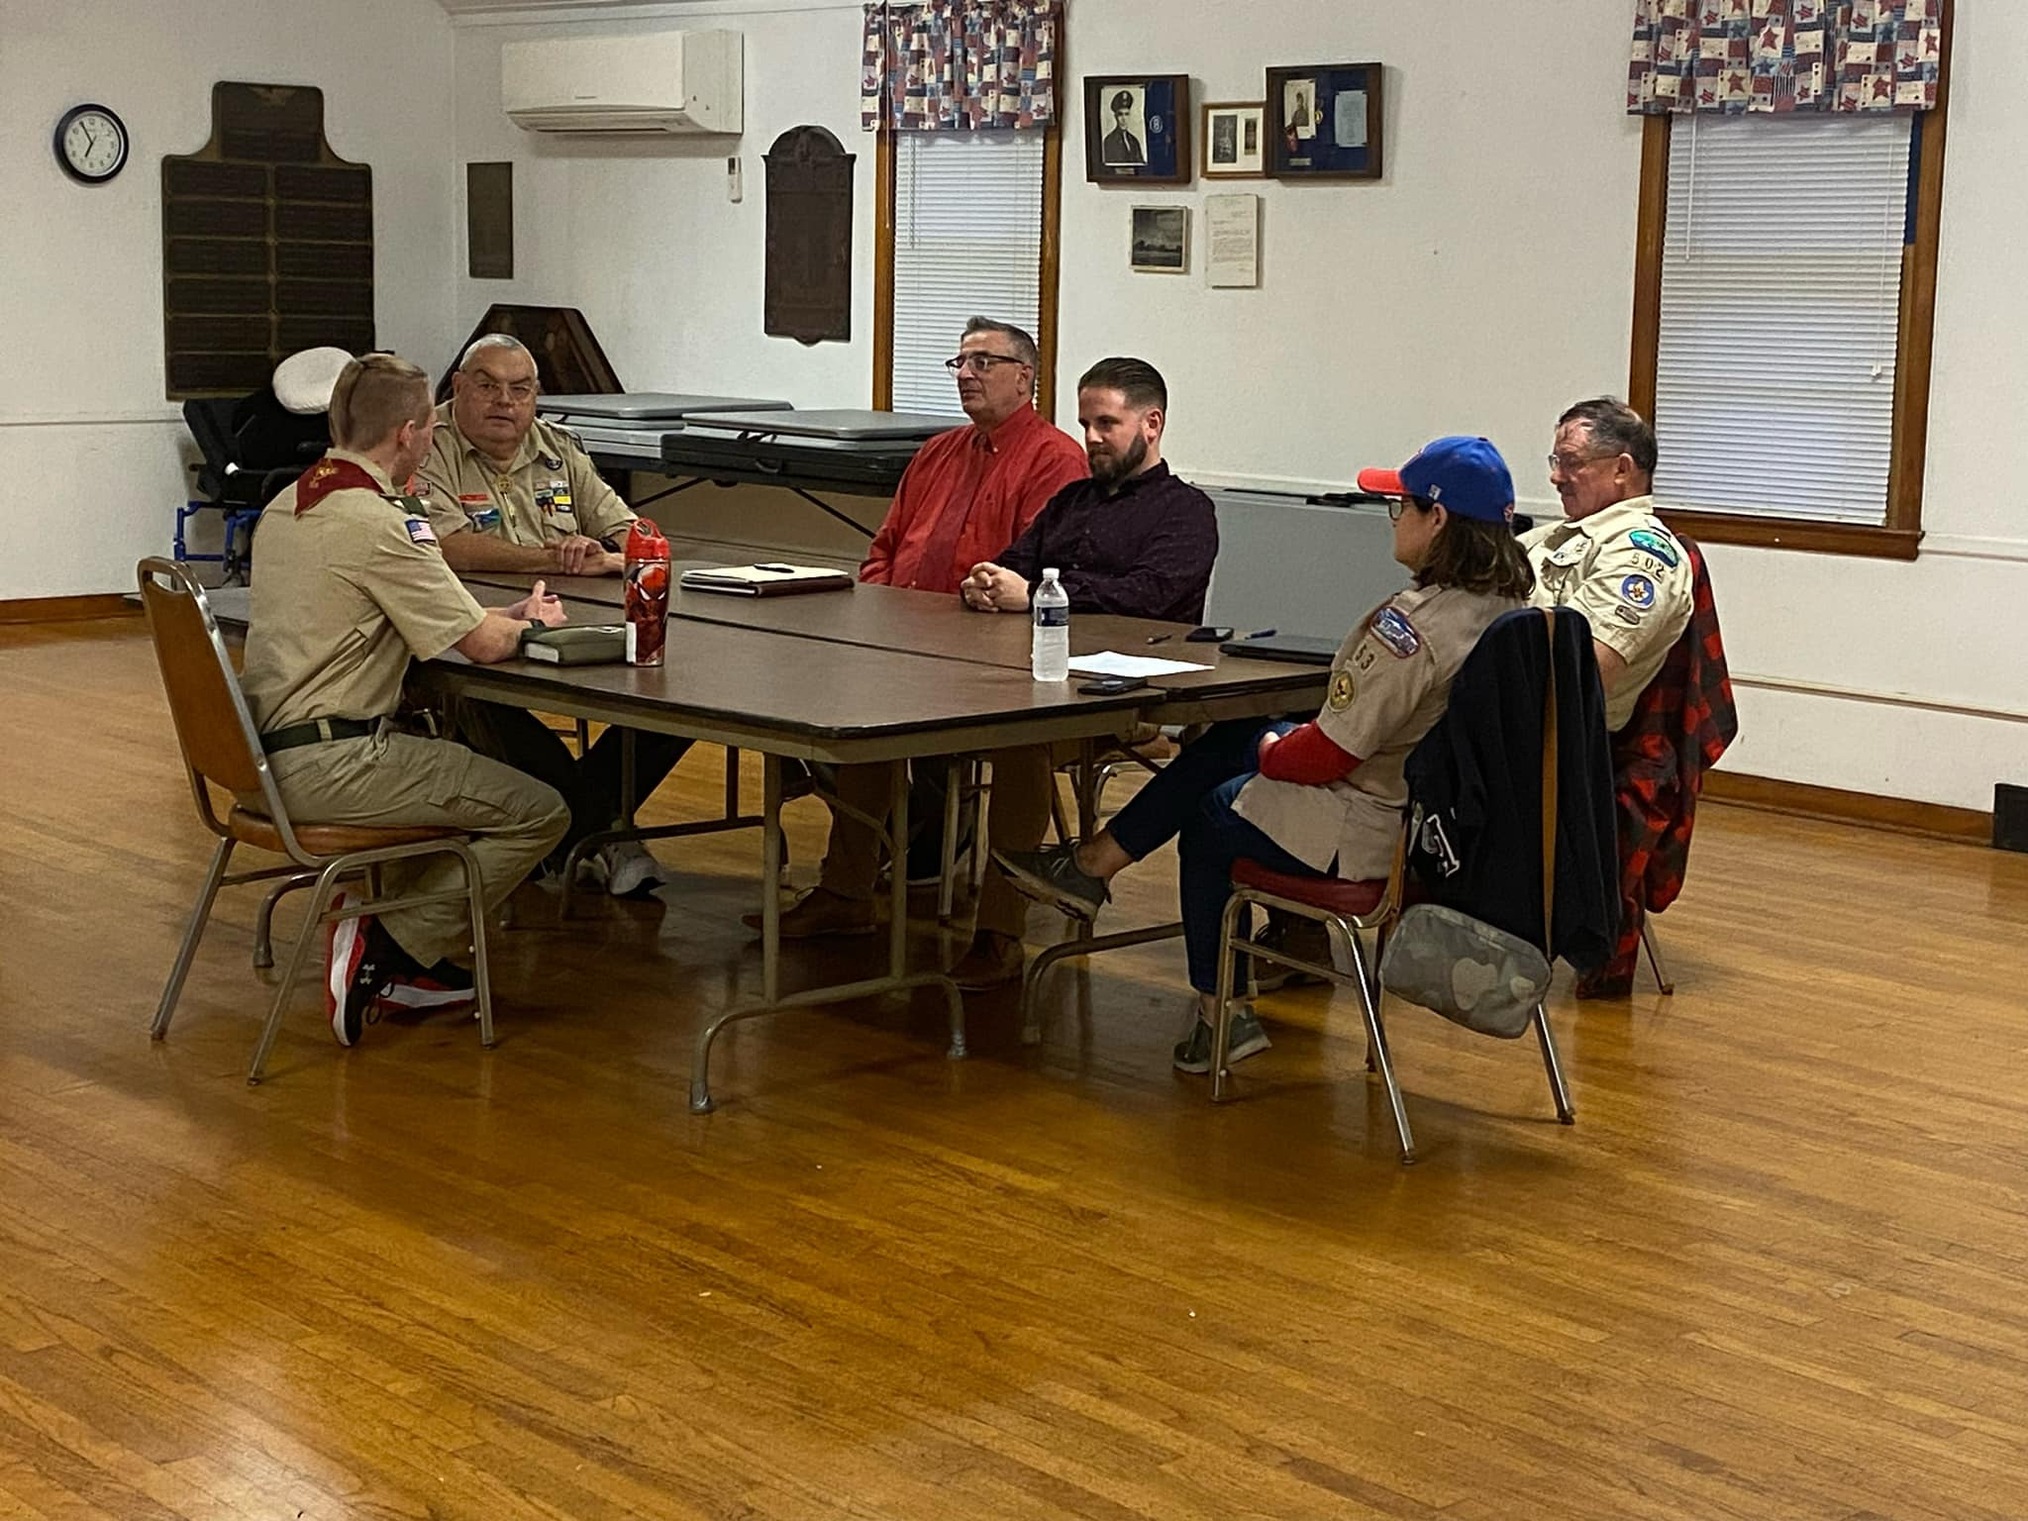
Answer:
[
  {"left": 764, "top": 125, "right": 855, "bottom": 346},
  {"left": 162, "top": 82, "right": 375, "bottom": 398}
]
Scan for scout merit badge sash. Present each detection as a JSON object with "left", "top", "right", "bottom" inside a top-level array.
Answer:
[{"left": 294, "top": 456, "right": 384, "bottom": 514}]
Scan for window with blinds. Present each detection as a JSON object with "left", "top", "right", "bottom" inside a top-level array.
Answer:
[
  {"left": 890, "top": 130, "right": 1045, "bottom": 415},
  {"left": 1654, "top": 112, "right": 1913, "bottom": 525}
]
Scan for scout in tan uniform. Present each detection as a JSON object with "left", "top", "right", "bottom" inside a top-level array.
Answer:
[
  {"left": 413, "top": 334, "right": 689, "bottom": 896},
  {"left": 998, "top": 436, "right": 1531, "bottom": 1071},
  {"left": 1523, "top": 397, "right": 1694, "bottom": 732},
  {"left": 242, "top": 353, "right": 572, "bottom": 1047}
]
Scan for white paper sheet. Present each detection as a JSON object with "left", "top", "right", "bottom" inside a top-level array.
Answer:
[
  {"left": 1066, "top": 651, "right": 1214, "bottom": 678},
  {"left": 1206, "top": 194, "right": 1260, "bottom": 289}
]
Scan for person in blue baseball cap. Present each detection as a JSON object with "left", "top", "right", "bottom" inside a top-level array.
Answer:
[{"left": 997, "top": 434, "right": 1537, "bottom": 1076}]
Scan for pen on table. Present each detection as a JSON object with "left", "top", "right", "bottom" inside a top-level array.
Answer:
[
  {"left": 1243, "top": 627, "right": 1277, "bottom": 640},
  {"left": 1145, "top": 633, "right": 1174, "bottom": 644}
]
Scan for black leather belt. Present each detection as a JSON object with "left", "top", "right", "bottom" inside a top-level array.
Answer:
[{"left": 260, "top": 716, "right": 384, "bottom": 755}]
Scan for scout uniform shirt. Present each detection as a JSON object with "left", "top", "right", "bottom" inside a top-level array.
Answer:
[
  {"left": 240, "top": 449, "right": 490, "bottom": 734},
  {"left": 415, "top": 403, "right": 635, "bottom": 551},
  {"left": 1232, "top": 585, "right": 1520, "bottom": 881},
  {"left": 1520, "top": 494, "right": 1694, "bottom": 732}
]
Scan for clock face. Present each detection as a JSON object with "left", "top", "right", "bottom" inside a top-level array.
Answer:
[{"left": 56, "top": 105, "right": 128, "bottom": 184}]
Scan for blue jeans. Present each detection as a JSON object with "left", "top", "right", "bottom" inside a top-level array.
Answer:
[{"left": 1108, "top": 719, "right": 1333, "bottom": 995}]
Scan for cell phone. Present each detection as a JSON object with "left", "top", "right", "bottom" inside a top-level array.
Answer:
[
  {"left": 1185, "top": 625, "right": 1233, "bottom": 643},
  {"left": 1078, "top": 676, "right": 1151, "bottom": 695}
]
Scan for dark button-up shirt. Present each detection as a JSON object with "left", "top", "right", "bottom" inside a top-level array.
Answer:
[{"left": 994, "top": 461, "right": 1218, "bottom": 623}]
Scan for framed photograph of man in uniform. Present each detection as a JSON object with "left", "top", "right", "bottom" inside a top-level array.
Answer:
[
  {"left": 1266, "top": 63, "right": 1385, "bottom": 181},
  {"left": 1083, "top": 74, "right": 1191, "bottom": 185},
  {"left": 1201, "top": 101, "right": 1266, "bottom": 179}
]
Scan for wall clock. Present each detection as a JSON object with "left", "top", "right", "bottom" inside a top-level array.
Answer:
[{"left": 55, "top": 104, "right": 129, "bottom": 184}]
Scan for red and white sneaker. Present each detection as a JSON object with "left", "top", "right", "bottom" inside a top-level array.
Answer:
[
  {"left": 325, "top": 895, "right": 389, "bottom": 1047},
  {"left": 379, "top": 960, "right": 477, "bottom": 1012}
]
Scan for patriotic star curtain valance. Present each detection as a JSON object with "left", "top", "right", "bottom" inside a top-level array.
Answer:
[
  {"left": 861, "top": 0, "right": 1061, "bottom": 132},
  {"left": 1628, "top": 0, "right": 1944, "bottom": 115}
]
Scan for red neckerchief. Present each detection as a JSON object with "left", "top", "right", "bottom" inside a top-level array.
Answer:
[{"left": 294, "top": 455, "right": 385, "bottom": 514}]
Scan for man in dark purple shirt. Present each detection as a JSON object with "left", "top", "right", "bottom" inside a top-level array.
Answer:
[
  {"left": 953, "top": 358, "right": 1218, "bottom": 988},
  {"left": 962, "top": 363, "right": 1217, "bottom": 625}
]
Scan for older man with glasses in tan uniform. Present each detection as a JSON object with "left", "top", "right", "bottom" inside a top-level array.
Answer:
[{"left": 411, "top": 334, "right": 693, "bottom": 897}]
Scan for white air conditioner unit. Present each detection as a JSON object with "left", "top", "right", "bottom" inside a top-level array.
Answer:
[{"left": 502, "top": 30, "right": 742, "bottom": 135}]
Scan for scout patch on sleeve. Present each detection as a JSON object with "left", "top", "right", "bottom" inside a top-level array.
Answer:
[
  {"left": 403, "top": 518, "right": 438, "bottom": 546},
  {"left": 1618, "top": 573, "right": 1657, "bottom": 610},
  {"left": 1371, "top": 606, "right": 1422, "bottom": 658},
  {"left": 1352, "top": 642, "right": 1379, "bottom": 673},
  {"left": 1627, "top": 528, "right": 1680, "bottom": 568},
  {"left": 1613, "top": 605, "right": 1644, "bottom": 627},
  {"left": 1327, "top": 669, "right": 1356, "bottom": 711}
]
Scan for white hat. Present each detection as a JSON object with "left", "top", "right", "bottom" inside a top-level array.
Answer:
[{"left": 272, "top": 346, "right": 353, "bottom": 415}]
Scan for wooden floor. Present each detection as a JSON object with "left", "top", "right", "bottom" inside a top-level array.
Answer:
[{"left": 4, "top": 618, "right": 2027, "bottom": 1520}]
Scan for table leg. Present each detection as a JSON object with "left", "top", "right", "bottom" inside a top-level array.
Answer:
[{"left": 689, "top": 753, "right": 965, "bottom": 1116}]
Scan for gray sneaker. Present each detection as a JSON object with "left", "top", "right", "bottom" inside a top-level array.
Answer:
[
  {"left": 992, "top": 843, "right": 1110, "bottom": 922},
  {"left": 1172, "top": 1006, "right": 1271, "bottom": 1074}
]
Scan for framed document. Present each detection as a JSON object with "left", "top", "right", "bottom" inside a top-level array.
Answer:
[
  {"left": 1201, "top": 101, "right": 1266, "bottom": 179},
  {"left": 1266, "top": 63, "right": 1384, "bottom": 181},
  {"left": 1084, "top": 74, "right": 1192, "bottom": 185},
  {"left": 1205, "top": 194, "right": 1259, "bottom": 288}
]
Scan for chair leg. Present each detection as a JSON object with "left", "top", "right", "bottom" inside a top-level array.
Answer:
[
  {"left": 153, "top": 837, "right": 235, "bottom": 1040},
  {"left": 252, "top": 871, "right": 317, "bottom": 970},
  {"left": 1209, "top": 894, "right": 1249, "bottom": 1103},
  {"left": 1640, "top": 918, "right": 1675, "bottom": 994},
  {"left": 456, "top": 842, "right": 497, "bottom": 1051},
  {"left": 247, "top": 864, "right": 345, "bottom": 1085},
  {"left": 1047, "top": 777, "right": 1071, "bottom": 847},
  {"left": 1533, "top": 1003, "right": 1576, "bottom": 1125},
  {"left": 1336, "top": 921, "right": 1415, "bottom": 1164}
]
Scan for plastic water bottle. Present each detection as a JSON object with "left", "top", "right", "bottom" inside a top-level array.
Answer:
[{"left": 1031, "top": 567, "right": 1070, "bottom": 682}]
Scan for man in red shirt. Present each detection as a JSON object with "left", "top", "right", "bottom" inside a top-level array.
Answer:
[{"left": 758, "top": 317, "right": 1086, "bottom": 940}]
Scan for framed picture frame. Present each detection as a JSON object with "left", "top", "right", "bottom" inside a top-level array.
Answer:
[
  {"left": 1200, "top": 100, "right": 1266, "bottom": 179},
  {"left": 1084, "top": 74, "right": 1192, "bottom": 185},
  {"left": 1130, "top": 205, "right": 1190, "bottom": 274},
  {"left": 1266, "top": 63, "right": 1384, "bottom": 181}
]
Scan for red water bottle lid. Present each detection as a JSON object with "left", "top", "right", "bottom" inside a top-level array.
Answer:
[{"left": 625, "top": 517, "right": 669, "bottom": 560}]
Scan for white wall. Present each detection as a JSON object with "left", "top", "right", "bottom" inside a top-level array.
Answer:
[
  {"left": 0, "top": 0, "right": 459, "bottom": 599},
  {"left": 450, "top": 0, "right": 873, "bottom": 403}
]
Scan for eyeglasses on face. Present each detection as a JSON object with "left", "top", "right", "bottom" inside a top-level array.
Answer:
[
  {"left": 943, "top": 353, "right": 1028, "bottom": 375},
  {"left": 467, "top": 374, "right": 537, "bottom": 402},
  {"left": 1547, "top": 451, "right": 1613, "bottom": 475},
  {"left": 1385, "top": 495, "right": 1436, "bottom": 522}
]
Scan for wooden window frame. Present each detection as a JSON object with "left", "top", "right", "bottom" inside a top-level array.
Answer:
[
  {"left": 873, "top": 125, "right": 1063, "bottom": 418},
  {"left": 1628, "top": 1, "right": 1952, "bottom": 561}
]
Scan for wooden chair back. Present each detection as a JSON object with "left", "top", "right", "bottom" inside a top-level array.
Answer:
[{"left": 137, "top": 558, "right": 270, "bottom": 802}]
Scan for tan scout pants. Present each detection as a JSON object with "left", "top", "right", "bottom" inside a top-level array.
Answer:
[{"left": 265, "top": 731, "right": 569, "bottom": 966}]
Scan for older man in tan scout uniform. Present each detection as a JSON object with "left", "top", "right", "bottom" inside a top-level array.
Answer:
[
  {"left": 414, "top": 333, "right": 689, "bottom": 896},
  {"left": 1524, "top": 397, "right": 1694, "bottom": 732},
  {"left": 243, "top": 353, "right": 571, "bottom": 1048}
]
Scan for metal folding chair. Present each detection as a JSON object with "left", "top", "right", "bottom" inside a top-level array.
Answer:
[
  {"left": 137, "top": 557, "right": 495, "bottom": 1083},
  {"left": 1211, "top": 854, "right": 1574, "bottom": 1167}
]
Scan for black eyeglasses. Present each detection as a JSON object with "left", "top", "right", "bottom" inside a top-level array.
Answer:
[
  {"left": 1385, "top": 496, "right": 1435, "bottom": 522},
  {"left": 943, "top": 353, "right": 1028, "bottom": 374}
]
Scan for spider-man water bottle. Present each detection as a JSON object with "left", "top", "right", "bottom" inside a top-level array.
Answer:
[{"left": 623, "top": 517, "right": 670, "bottom": 666}]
